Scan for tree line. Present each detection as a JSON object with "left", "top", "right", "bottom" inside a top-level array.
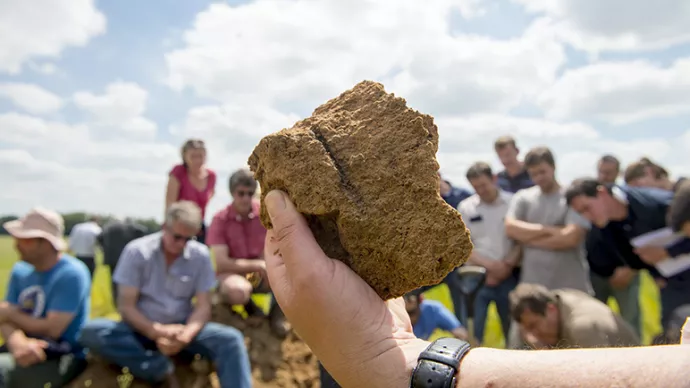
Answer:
[{"left": 0, "top": 213, "right": 160, "bottom": 236}]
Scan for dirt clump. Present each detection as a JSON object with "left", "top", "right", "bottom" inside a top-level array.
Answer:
[{"left": 248, "top": 80, "right": 473, "bottom": 299}]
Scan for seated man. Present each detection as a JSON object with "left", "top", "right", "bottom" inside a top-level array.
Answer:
[
  {"left": 79, "top": 201, "right": 251, "bottom": 388},
  {"left": 510, "top": 283, "right": 639, "bottom": 349},
  {"left": 208, "top": 169, "right": 288, "bottom": 337},
  {"left": 0, "top": 207, "right": 91, "bottom": 387},
  {"left": 404, "top": 294, "right": 469, "bottom": 341}
]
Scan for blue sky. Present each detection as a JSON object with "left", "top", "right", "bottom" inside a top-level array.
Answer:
[{"left": 0, "top": 0, "right": 688, "bottom": 220}]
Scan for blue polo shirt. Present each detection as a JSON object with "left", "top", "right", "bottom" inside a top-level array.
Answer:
[
  {"left": 412, "top": 300, "right": 463, "bottom": 340},
  {"left": 5, "top": 255, "right": 91, "bottom": 358},
  {"left": 442, "top": 183, "right": 472, "bottom": 210},
  {"left": 497, "top": 169, "right": 534, "bottom": 194},
  {"left": 586, "top": 186, "right": 690, "bottom": 278}
]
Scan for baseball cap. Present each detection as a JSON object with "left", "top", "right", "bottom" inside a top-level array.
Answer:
[{"left": 3, "top": 207, "right": 66, "bottom": 251}]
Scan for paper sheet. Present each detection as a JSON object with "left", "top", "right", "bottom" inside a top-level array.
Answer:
[{"left": 630, "top": 227, "right": 690, "bottom": 277}]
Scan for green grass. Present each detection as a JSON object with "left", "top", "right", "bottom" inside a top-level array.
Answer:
[{"left": 0, "top": 236, "right": 662, "bottom": 347}]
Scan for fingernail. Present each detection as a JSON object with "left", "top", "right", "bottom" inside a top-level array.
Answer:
[{"left": 265, "top": 190, "right": 286, "bottom": 217}]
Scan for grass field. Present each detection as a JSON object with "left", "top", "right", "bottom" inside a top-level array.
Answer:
[{"left": 0, "top": 236, "right": 663, "bottom": 347}]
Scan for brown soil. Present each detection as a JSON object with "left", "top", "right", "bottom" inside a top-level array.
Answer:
[
  {"left": 248, "top": 80, "right": 473, "bottom": 299},
  {"left": 68, "top": 304, "right": 319, "bottom": 388}
]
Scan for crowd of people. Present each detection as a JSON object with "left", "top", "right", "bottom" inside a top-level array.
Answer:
[{"left": 0, "top": 134, "right": 689, "bottom": 387}]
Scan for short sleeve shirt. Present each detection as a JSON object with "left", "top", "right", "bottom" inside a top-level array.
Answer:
[
  {"left": 207, "top": 200, "right": 267, "bottom": 263},
  {"left": 506, "top": 186, "right": 592, "bottom": 292},
  {"left": 457, "top": 191, "right": 514, "bottom": 261},
  {"left": 113, "top": 232, "right": 217, "bottom": 324},
  {"left": 5, "top": 255, "right": 91, "bottom": 357},
  {"left": 169, "top": 164, "right": 216, "bottom": 218},
  {"left": 412, "top": 300, "right": 462, "bottom": 340}
]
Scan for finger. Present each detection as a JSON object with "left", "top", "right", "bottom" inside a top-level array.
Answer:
[{"left": 264, "top": 190, "right": 328, "bottom": 270}]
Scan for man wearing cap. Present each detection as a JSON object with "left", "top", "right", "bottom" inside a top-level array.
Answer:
[{"left": 0, "top": 207, "right": 91, "bottom": 387}]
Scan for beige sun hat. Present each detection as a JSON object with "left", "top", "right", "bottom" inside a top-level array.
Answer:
[{"left": 3, "top": 207, "right": 66, "bottom": 251}]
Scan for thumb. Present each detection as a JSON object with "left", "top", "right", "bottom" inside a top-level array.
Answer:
[{"left": 264, "top": 190, "right": 327, "bottom": 268}]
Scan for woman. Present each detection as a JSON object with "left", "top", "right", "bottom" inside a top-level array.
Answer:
[{"left": 165, "top": 139, "right": 216, "bottom": 244}]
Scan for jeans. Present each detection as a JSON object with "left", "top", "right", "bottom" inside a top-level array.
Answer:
[
  {"left": 473, "top": 274, "right": 517, "bottom": 344},
  {"left": 78, "top": 319, "right": 251, "bottom": 388},
  {"left": 590, "top": 271, "right": 641, "bottom": 337},
  {"left": 0, "top": 352, "right": 86, "bottom": 388}
]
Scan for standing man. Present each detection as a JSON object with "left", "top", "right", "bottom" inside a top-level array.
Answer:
[
  {"left": 79, "top": 201, "right": 251, "bottom": 388},
  {"left": 457, "top": 162, "right": 520, "bottom": 344},
  {"left": 97, "top": 217, "right": 148, "bottom": 303},
  {"left": 494, "top": 136, "right": 534, "bottom": 194},
  {"left": 504, "top": 146, "right": 591, "bottom": 293},
  {"left": 207, "top": 169, "right": 289, "bottom": 338},
  {"left": 0, "top": 207, "right": 90, "bottom": 387},
  {"left": 565, "top": 179, "right": 690, "bottom": 331},
  {"left": 68, "top": 215, "right": 101, "bottom": 279},
  {"left": 592, "top": 155, "right": 641, "bottom": 337},
  {"left": 438, "top": 172, "right": 472, "bottom": 209}
]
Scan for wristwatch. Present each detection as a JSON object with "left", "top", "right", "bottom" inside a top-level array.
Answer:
[{"left": 410, "top": 337, "right": 471, "bottom": 388}]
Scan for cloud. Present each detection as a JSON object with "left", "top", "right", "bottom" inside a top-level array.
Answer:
[
  {"left": 0, "top": 0, "right": 106, "bottom": 74},
  {"left": 165, "top": 0, "right": 565, "bottom": 116},
  {"left": 0, "top": 82, "right": 64, "bottom": 115},
  {"left": 73, "top": 81, "right": 158, "bottom": 140},
  {"left": 538, "top": 58, "right": 690, "bottom": 124}
]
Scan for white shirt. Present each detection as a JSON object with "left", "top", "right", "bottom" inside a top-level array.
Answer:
[
  {"left": 68, "top": 221, "right": 102, "bottom": 257},
  {"left": 457, "top": 190, "right": 514, "bottom": 261}
]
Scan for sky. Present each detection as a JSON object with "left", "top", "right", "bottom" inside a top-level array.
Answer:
[{"left": 1, "top": 0, "right": 689, "bottom": 223}]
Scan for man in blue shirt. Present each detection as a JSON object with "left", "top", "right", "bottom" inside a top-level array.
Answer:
[
  {"left": 404, "top": 294, "right": 468, "bottom": 341},
  {"left": 565, "top": 179, "right": 690, "bottom": 328},
  {"left": 439, "top": 173, "right": 472, "bottom": 209},
  {"left": 79, "top": 201, "right": 252, "bottom": 388},
  {"left": 0, "top": 207, "right": 91, "bottom": 388},
  {"left": 493, "top": 136, "right": 534, "bottom": 194}
]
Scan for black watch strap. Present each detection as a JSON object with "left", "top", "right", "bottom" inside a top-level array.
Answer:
[{"left": 410, "top": 337, "right": 471, "bottom": 388}]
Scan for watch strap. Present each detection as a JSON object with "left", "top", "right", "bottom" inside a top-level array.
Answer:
[{"left": 410, "top": 337, "right": 471, "bottom": 388}]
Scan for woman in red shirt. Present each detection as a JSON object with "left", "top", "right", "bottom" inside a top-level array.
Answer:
[{"left": 165, "top": 139, "right": 216, "bottom": 244}]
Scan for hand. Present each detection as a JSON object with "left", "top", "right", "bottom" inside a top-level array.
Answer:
[
  {"left": 609, "top": 267, "right": 636, "bottom": 290},
  {"left": 152, "top": 323, "right": 185, "bottom": 340},
  {"left": 655, "top": 277, "right": 668, "bottom": 289},
  {"left": 156, "top": 336, "right": 185, "bottom": 356},
  {"left": 634, "top": 246, "right": 670, "bottom": 265},
  {"left": 11, "top": 338, "right": 47, "bottom": 367},
  {"left": 263, "top": 190, "right": 428, "bottom": 387}
]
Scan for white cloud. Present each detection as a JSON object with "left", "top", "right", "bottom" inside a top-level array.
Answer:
[
  {"left": 513, "top": 0, "right": 690, "bottom": 53},
  {"left": 0, "top": 82, "right": 64, "bottom": 115},
  {"left": 0, "top": 0, "right": 106, "bottom": 74},
  {"left": 73, "top": 81, "right": 158, "bottom": 140},
  {"left": 165, "top": 0, "right": 565, "bottom": 116},
  {"left": 538, "top": 59, "right": 690, "bottom": 124}
]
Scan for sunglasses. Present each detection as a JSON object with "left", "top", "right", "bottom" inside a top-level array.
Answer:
[
  {"left": 236, "top": 190, "right": 255, "bottom": 198},
  {"left": 171, "top": 232, "right": 197, "bottom": 243}
]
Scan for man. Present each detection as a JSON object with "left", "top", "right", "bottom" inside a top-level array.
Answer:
[
  {"left": 438, "top": 172, "right": 472, "bottom": 209},
  {"left": 97, "top": 216, "right": 148, "bottom": 302},
  {"left": 457, "top": 162, "right": 519, "bottom": 344},
  {"left": 404, "top": 294, "right": 469, "bottom": 341},
  {"left": 625, "top": 157, "right": 686, "bottom": 192},
  {"left": 592, "top": 155, "right": 641, "bottom": 337},
  {"left": 68, "top": 215, "right": 101, "bottom": 279},
  {"left": 670, "top": 181, "right": 690, "bottom": 238},
  {"left": 510, "top": 283, "right": 639, "bottom": 349},
  {"left": 79, "top": 201, "right": 251, "bottom": 388},
  {"left": 207, "top": 168, "right": 289, "bottom": 338},
  {"left": 504, "top": 146, "right": 591, "bottom": 293},
  {"left": 0, "top": 207, "right": 91, "bottom": 387},
  {"left": 494, "top": 136, "right": 534, "bottom": 194},
  {"left": 565, "top": 178, "right": 690, "bottom": 328}
]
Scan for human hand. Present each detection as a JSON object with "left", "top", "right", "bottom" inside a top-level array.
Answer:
[
  {"left": 11, "top": 338, "right": 47, "bottom": 367},
  {"left": 156, "top": 336, "right": 185, "bottom": 356},
  {"left": 152, "top": 323, "right": 185, "bottom": 340},
  {"left": 634, "top": 246, "right": 670, "bottom": 265},
  {"left": 263, "top": 190, "right": 429, "bottom": 387},
  {"left": 609, "top": 267, "right": 636, "bottom": 290}
]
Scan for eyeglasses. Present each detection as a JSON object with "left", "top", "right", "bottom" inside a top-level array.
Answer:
[{"left": 236, "top": 190, "right": 255, "bottom": 198}]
